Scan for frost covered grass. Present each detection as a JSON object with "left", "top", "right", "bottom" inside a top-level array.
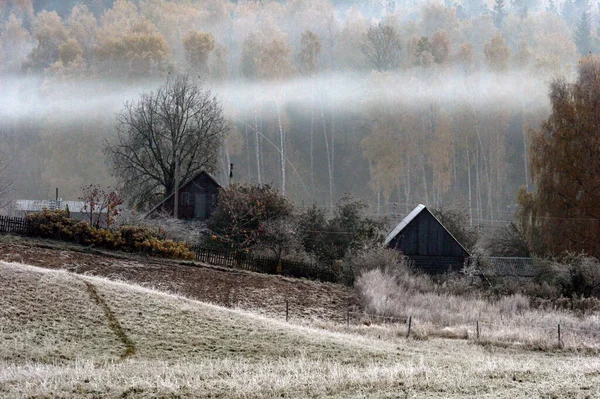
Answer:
[
  {"left": 356, "top": 267, "right": 600, "bottom": 350},
  {"left": 2, "top": 260, "right": 600, "bottom": 398}
]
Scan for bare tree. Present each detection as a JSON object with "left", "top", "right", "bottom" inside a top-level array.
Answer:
[
  {"left": 105, "top": 75, "right": 230, "bottom": 209},
  {"left": 361, "top": 23, "right": 402, "bottom": 71}
]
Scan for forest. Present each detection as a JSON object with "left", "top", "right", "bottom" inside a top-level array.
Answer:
[{"left": 0, "top": 0, "right": 590, "bottom": 225}]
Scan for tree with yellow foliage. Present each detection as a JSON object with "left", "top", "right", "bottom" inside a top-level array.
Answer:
[
  {"left": 95, "top": 20, "right": 170, "bottom": 79},
  {"left": 484, "top": 34, "right": 510, "bottom": 73},
  {"left": 25, "top": 10, "right": 67, "bottom": 72},
  {"left": 183, "top": 30, "right": 214, "bottom": 77},
  {"left": 525, "top": 56, "right": 600, "bottom": 257}
]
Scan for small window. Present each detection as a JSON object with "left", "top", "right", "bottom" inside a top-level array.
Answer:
[{"left": 180, "top": 192, "right": 190, "bottom": 206}]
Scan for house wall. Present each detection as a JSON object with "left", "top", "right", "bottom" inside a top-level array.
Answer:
[
  {"left": 159, "top": 173, "right": 220, "bottom": 220},
  {"left": 388, "top": 210, "right": 468, "bottom": 274}
]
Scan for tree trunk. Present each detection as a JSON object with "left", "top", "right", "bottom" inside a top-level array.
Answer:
[
  {"left": 472, "top": 105, "right": 492, "bottom": 221},
  {"left": 476, "top": 144, "right": 483, "bottom": 222},
  {"left": 319, "top": 87, "right": 334, "bottom": 212},
  {"left": 330, "top": 87, "right": 336, "bottom": 205},
  {"left": 224, "top": 142, "right": 231, "bottom": 186},
  {"left": 310, "top": 82, "right": 315, "bottom": 195},
  {"left": 419, "top": 112, "right": 430, "bottom": 206},
  {"left": 421, "top": 157, "right": 429, "bottom": 207},
  {"left": 174, "top": 154, "right": 179, "bottom": 219},
  {"left": 466, "top": 137, "right": 473, "bottom": 227},
  {"left": 245, "top": 123, "right": 251, "bottom": 179},
  {"left": 403, "top": 157, "right": 411, "bottom": 214},
  {"left": 253, "top": 84, "right": 262, "bottom": 185},
  {"left": 275, "top": 99, "right": 286, "bottom": 196},
  {"left": 520, "top": 76, "right": 530, "bottom": 190}
]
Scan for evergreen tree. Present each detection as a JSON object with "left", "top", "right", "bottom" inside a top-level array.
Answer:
[
  {"left": 563, "top": 0, "right": 590, "bottom": 25},
  {"left": 493, "top": 0, "right": 507, "bottom": 28},
  {"left": 574, "top": 11, "right": 592, "bottom": 55},
  {"left": 511, "top": 0, "right": 533, "bottom": 19},
  {"left": 597, "top": 6, "right": 600, "bottom": 38},
  {"left": 547, "top": 0, "right": 558, "bottom": 15},
  {"left": 457, "top": 0, "right": 488, "bottom": 19},
  {"left": 385, "top": 0, "right": 396, "bottom": 15}
]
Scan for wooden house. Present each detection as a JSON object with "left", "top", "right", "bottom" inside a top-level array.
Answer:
[
  {"left": 385, "top": 204, "right": 470, "bottom": 274},
  {"left": 145, "top": 171, "right": 221, "bottom": 220}
]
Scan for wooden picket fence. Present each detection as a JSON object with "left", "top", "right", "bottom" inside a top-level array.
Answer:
[
  {"left": 0, "top": 215, "right": 32, "bottom": 235},
  {"left": 190, "top": 245, "right": 338, "bottom": 283}
]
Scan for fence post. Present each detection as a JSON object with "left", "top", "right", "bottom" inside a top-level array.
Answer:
[
  {"left": 406, "top": 316, "right": 412, "bottom": 338},
  {"left": 476, "top": 320, "right": 480, "bottom": 340},
  {"left": 285, "top": 300, "right": 289, "bottom": 322},
  {"left": 558, "top": 323, "right": 563, "bottom": 348},
  {"left": 346, "top": 309, "right": 350, "bottom": 328}
]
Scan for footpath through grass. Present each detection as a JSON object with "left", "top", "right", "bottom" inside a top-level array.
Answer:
[{"left": 1, "top": 260, "right": 600, "bottom": 398}]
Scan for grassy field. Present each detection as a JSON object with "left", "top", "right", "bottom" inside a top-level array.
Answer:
[{"left": 2, "top": 260, "right": 600, "bottom": 398}]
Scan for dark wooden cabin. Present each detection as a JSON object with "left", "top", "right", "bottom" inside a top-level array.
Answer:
[
  {"left": 385, "top": 204, "right": 470, "bottom": 274},
  {"left": 145, "top": 171, "right": 221, "bottom": 221}
]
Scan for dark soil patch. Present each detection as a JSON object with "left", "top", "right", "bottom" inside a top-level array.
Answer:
[{"left": 0, "top": 235, "right": 359, "bottom": 322}]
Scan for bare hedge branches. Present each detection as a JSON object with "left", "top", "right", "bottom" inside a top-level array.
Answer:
[{"left": 105, "top": 75, "right": 230, "bottom": 209}]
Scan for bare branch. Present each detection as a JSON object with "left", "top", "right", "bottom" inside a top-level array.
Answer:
[{"left": 105, "top": 75, "right": 230, "bottom": 209}]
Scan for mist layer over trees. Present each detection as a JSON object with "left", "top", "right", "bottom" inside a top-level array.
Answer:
[{"left": 0, "top": 0, "right": 585, "bottom": 222}]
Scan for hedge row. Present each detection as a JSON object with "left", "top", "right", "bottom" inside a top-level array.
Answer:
[{"left": 26, "top": 210, "right": 195, "bottom": 260}]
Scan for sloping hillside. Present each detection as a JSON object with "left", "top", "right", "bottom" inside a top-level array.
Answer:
[
  {"left": 0, "top": 236, "right": 359, "bottom": 321},
  {"left": 2, "top": 260, "right": 600, "bottom": 398}
]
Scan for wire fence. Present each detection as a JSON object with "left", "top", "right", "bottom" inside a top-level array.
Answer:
[
  {"left": 2, "top": 214, "right": 599, "bottom": 348},
  {"left": 479, "top": 257, "right": 538, "bottom": 277},
  {"left": 279, "top": 301, "right": 600, "bottom": 349}
]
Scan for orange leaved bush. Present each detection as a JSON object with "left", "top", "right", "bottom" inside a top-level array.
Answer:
[{"left": 26, "top": 209, "right": 194, "bottom": 260}]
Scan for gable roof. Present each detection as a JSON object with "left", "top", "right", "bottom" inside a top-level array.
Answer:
[
  {"left": 143, "top": 170, "right": 221, "bottom": 218},
  {"left": 384, "top": 204, "right": 426, "bottom": 246},
  {"left": 384, "top": 204, "right": 470, "bottom": 255}
]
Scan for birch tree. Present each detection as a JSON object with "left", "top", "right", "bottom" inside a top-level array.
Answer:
[{"left": 298, "top": 29, "right": 321, "bottom": 194}]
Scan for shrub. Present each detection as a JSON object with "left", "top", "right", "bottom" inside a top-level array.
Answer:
[
  {"left": 483, "top": 222, "right": 530, "bottom": 257},
  {"left": 431, "top": 206, "right": 479, "bottom": 252},
  {"left": 143, "top": 210, "right": 207, "bottom": 244},
  {"left": 71, "top": 221, "right": 95, "bottom": 244},
  {"left": 137, "top": 238, "right": 195, "bottom": 260},
  {"left": 26, "top": 209, "right": 76, "bottom": 240},
  {"left": 91, "top": 228, "right": 122, "bottom": 249},
  {"left": 350, "top": 246, "right": 434, "bottom": 291},
  {"left": 355, "top": 268, "right": 403, "bottom": 316},
  {"left": 118, "top": 225, "right": 166, "bottom": 248},
  {"left": 530, "top": 253, "right": 600, "bottom": 299},
  {"left": 353, "top": 247, "right": 436, "bottom": 315},
  {"left": 25, "top": 209, "right": 193, "bottom": 260},
  {"left": 557, "top": 253, "right": 600, "bottom": 298},
  {"left": 349, "top": 246, "right": 409, "bottom": 276},
  {"left": 208, "top": 183, "right": 294, "bottom": 251},
  {"left": 496, "top": 293, "right": 530, "bottom": 315},
  {"left": 297, "top": 196, "right": 387, "bottom": 266}
]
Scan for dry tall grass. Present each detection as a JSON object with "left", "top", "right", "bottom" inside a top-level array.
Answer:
[
  {"left": 356, "top": 266, "right": 600, "bottom": 349},
  {"left": 2, "top": 260, "right": 600, "bottom": 398}
]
